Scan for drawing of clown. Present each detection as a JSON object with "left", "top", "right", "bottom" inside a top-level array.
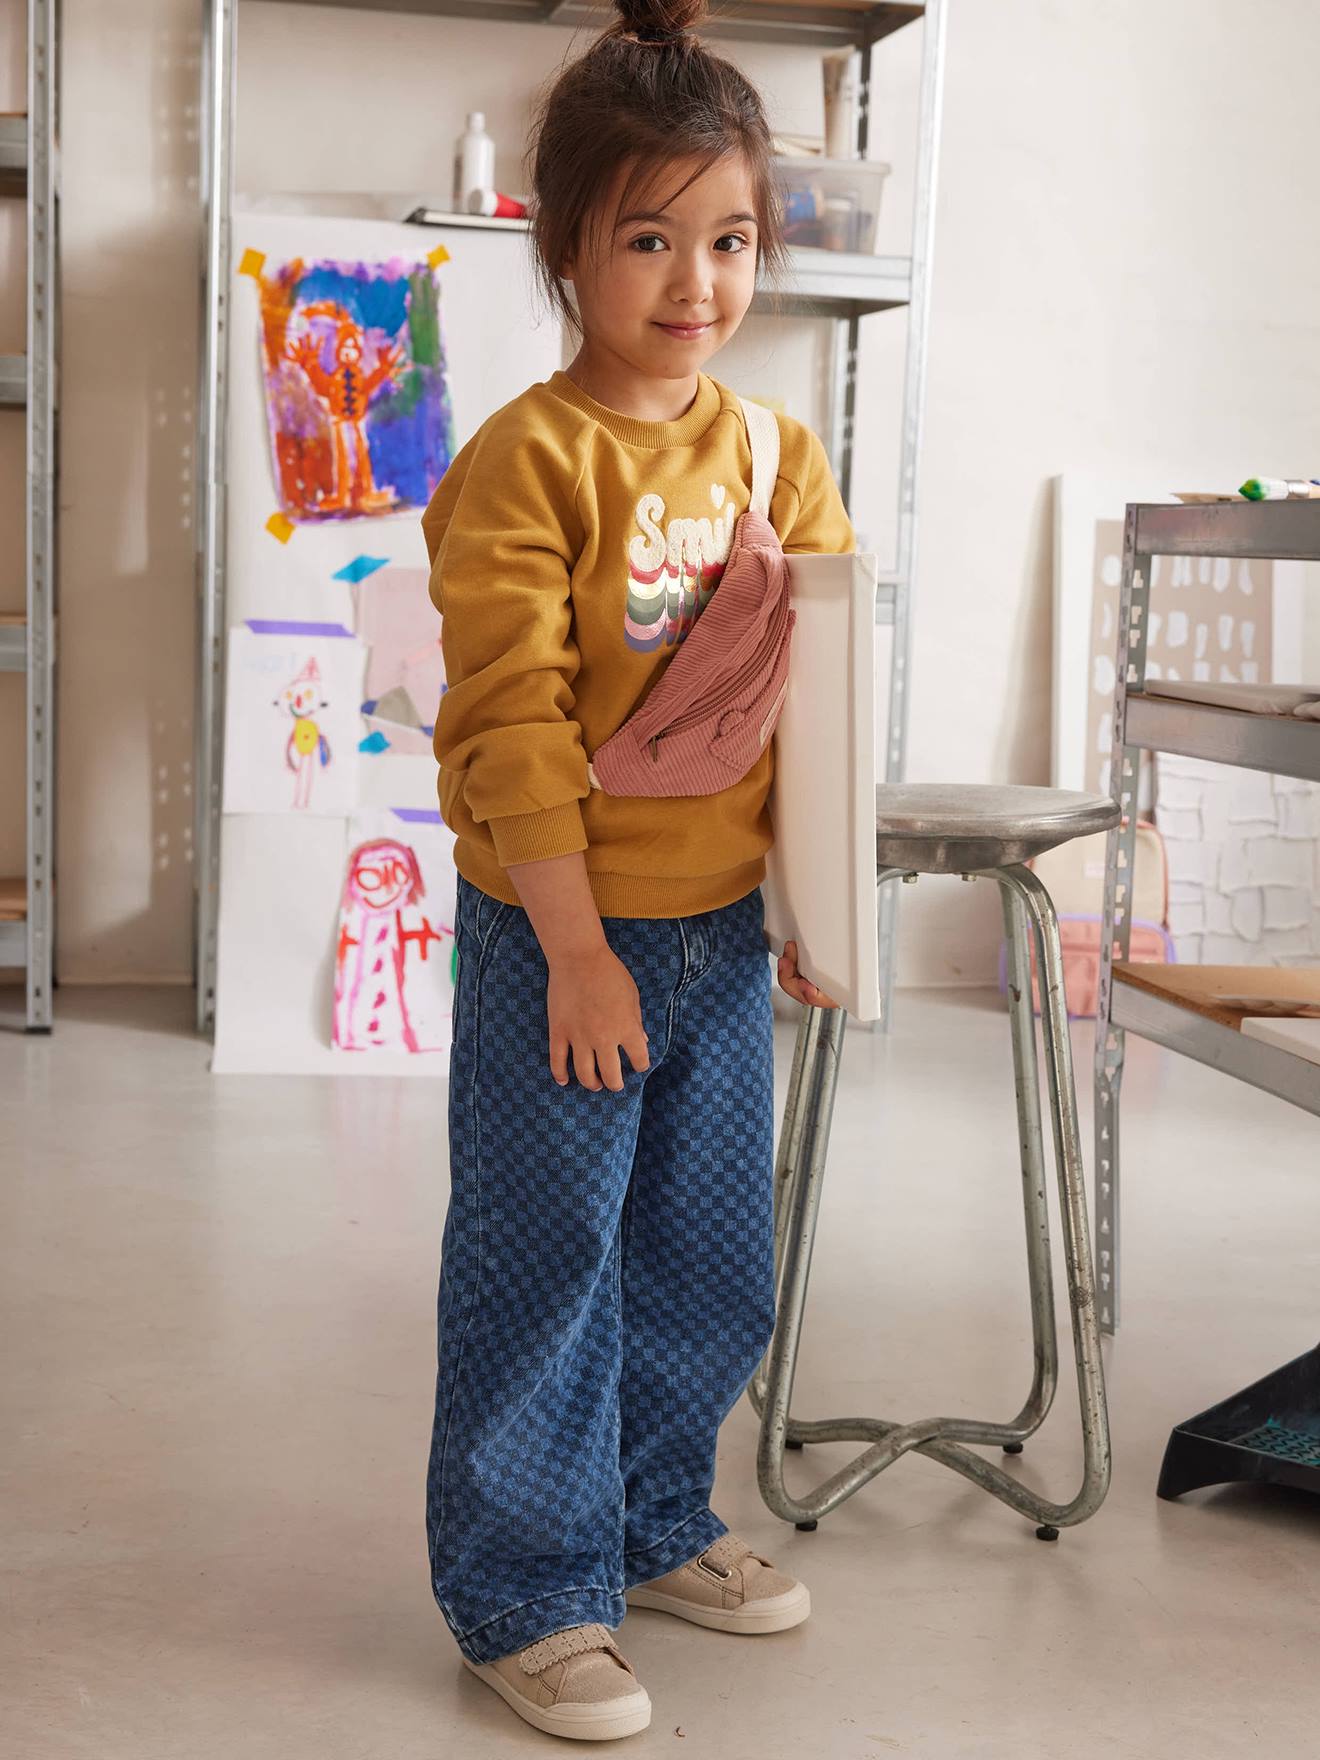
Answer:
[
  {"left": 286, "top": 301, "right": 403, "bottom": 514},
  {"left": 277, "top": 656, "right": 332, "bottom": 810},
  {"left": 333, "top": 837, "right": 447, "bottom": 1052}
]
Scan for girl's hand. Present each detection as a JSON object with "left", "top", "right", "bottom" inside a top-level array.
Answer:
[
  {"left": 547, "top": 944, "right": 651, "bottom": 1093},
  {"left": 777, "top": 940, "right": 840, "bottom": 1010}
]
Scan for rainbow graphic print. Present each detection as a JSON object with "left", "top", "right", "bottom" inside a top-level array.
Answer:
[{"left": 624, "top": 479, "right": 742, "bottom": 653}]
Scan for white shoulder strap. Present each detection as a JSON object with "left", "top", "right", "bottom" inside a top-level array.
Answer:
[{"left": 738, "top": 395, "right": 781, "bottom": 520}]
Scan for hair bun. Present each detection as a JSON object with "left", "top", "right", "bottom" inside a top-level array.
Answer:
[{"left": 611, "top": 0, "right": 708, "bottom": 43}]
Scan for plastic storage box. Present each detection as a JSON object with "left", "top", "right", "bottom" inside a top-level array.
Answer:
[{"left": 775, "top": 156, "right": 891, "bottom": 255}]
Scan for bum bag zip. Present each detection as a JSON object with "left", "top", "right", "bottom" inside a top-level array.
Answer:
[{"left": 585, "top": 396, "right": 793, "bottom": 800}]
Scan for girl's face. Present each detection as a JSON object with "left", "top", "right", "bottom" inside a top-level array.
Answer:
[{"left": 564, "top": 152, "right": 759, "bottom": 385}]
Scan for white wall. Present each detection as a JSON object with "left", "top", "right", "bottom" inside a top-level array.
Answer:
[
  {"left": 898, "top": 0, "right": 1320, "bottom": 982},
  {"left": 6, "top": 0, "right": 1319, "bottom": 985}
]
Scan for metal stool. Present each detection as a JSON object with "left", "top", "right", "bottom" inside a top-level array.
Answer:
[{"left": 748, "top": 785, "right": 1118, "bottom": 1541}]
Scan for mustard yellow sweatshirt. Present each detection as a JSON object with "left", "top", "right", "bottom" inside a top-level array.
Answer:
[{"left": 423, "top": 369, "right": 855, "bottom": 918}]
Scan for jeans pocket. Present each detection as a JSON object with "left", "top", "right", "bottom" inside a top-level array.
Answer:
[{"left": 472, "top": 885, "right": 516, "bottom": 954}]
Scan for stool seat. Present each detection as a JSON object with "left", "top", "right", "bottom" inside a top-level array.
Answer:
[{"left": 876, "top": 784, "right": 1119, "bottom": 874}]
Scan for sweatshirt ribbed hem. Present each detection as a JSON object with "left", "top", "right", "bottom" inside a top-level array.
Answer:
[
  {"left": 454, "top": 840, "right": 767, "bottom": 921},
  {"left": 544, "top": 370, "right": 725, "bottom": 450}
]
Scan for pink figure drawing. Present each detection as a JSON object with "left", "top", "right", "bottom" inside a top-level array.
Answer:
[
  {"left": 277, "top": 655, "right": 332, "bottom": 809},
  {"left": 333, "top": 837, "right": 447, "bottom": 1052}
]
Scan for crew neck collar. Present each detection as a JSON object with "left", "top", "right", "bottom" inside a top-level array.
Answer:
[{"left": 545, "top": 370, "right": 724, "bottom": 448}]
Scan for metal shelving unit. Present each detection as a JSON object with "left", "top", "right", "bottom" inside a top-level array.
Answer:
[
  {"left": 195, "top": 0, "right": 946, "bottom": 1032},
  {"left": 1094, "top": 500, "right": 1320, "bottom": 1334},
  {"left": 1, "top": 1, "right": 59, "bottom": 1031}
]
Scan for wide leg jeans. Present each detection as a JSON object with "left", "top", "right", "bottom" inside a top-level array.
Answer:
[{"left": 426, "top": 874, "right": 777, "bottom": 1664}]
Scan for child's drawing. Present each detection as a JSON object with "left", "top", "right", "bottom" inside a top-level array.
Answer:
[
  {"left": 255, "top": 255, "right": 456, "bottom": 523},
  {"left": 279, "top": 656, "right": 333, "bottom": 808},
  {"left": 333, "top": 810, "right": 459, "bottom": 1054},
  {"left": 223, "top": 625, "right": 364, "bottom": 816},
  {"left": 352, "top": 566, "right": 447, "bottom": 755}
]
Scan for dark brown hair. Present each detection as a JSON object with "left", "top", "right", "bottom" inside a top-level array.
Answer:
[{"left": 525, "top": 0, "right": 786, "bottom": 335}]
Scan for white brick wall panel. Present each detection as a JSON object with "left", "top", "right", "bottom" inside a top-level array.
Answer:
[
  {"left": 1217, "top": 836, "right": 1254, "bottom": 893},
  {"left": 1262, "top": 887, "right": 1313, "bottom": 933},
  {"left": 1167, "top": 839, "right": 1219, "bottom": 887},
  {"left": 1255, "top": 925, "right": 1317, "bottom": 959},
  {"left": 1201, "top": 934, "right": 1272, "bottom": 964},
  {"left": 1204, "top": 891, "right": 1234, "bottom": 936},
  {"left": 1247, "top": 837, "right": 1314, "bottom": 890},
  {"left": 1157, "top": 806, "right": 1203, "bottom": 842},
  {"left": 1198, "top": 786, "right": 1232, "bottom": 846},
  {"left": 1149, "top": 759, "right": 1320, "bottom": 967},
  {"left": 1279, "top": 790, "right": 1320, "bottom": 840},
  {"left": 1227, "top": 768, "right": 1280, "bottom": 825},
  {"left": 1230, "top": 888, "right": 1265, "bottom": 941},
  {"left": 1167, "top": 900, "right": 1206, "bottom": 937},
  {"left": 1155, "top": 773, "right": 1205, "bottom": 811}
]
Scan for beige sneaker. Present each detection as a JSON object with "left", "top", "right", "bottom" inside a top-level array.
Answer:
[
  {"left": 462, "top": 1622, "right": 651, "bottom": 1741},
  {"left": 625, "top": 1532, "right": 810, "bottom": 1634}
]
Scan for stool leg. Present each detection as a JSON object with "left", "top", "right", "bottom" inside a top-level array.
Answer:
[
  {"left": 746, "top": 1003, "right": 815, "bottom": 1414},
  {"left": 998, "top": 863, "right": 1111, "bottom": 1530},
  {"left": 997, "top": 883, "right": 1059, "bottom": 1448},
  {"left": 747, "top": 864, "right": 912, "bottom": 1433},
  {"left": 754, "top": 1003, "right": 849, "bottom": 1524},
  {"left": 750, "top": 867, "right": 1111, "bottom": 1537}
]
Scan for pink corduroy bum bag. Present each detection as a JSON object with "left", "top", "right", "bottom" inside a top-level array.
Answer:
[{"left": 586, "top": 396, "right": 792, "bottom": 799}]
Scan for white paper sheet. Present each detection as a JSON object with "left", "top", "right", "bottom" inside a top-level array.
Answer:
[
  {"left": 222, "top": 625, "right": 365, "bottom": 816},
  {"left": 1240, "top": 1015, "right": 1320, "bottom": 1067},
  {"left": 212, "top": 210, "right": 563, "bottom": 1076}
]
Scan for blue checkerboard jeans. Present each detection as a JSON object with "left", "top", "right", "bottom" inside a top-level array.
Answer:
[{"left": 426, "top": 874, "right": 778, "bottom": 1664}]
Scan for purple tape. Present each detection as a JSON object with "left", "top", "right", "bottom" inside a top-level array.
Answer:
[{"left": 245, "top": 619, "right": 354, "bottom": 638}]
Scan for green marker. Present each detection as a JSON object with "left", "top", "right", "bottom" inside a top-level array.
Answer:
[{"left": 1239, "top": 476, "right": 1320, "bottom": 501}]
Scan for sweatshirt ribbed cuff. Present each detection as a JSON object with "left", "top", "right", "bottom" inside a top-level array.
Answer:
[{"left": 489, "top": 800, "right": 589, "bottom": 868}]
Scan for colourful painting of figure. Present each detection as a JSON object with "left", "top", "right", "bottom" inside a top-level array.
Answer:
[
  {"left": 255, "top": 256, "right": 456, "bottom": 523},
  {"left": 332, "top": 811, "right": 458, "bottom": 1056}
]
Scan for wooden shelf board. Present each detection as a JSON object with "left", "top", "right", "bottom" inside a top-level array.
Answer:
[
  {"left": 251, "top": 0, "right": 925, "bottom": 46},
  {"left": 0, "top": 876, "right": 27, "bottom": 922},
  {"left": 1114, "top": 962, "right": 1320, "bottom": 1032}
]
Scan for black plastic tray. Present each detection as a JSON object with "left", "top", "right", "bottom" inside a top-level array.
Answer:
[{"left": 1158, "top": 1343, "right": 1320, "bottom": 1501}]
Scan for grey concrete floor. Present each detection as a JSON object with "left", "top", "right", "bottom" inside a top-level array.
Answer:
[{"left": 3, "top": 984, "right": 1319, "bottom": 1759}]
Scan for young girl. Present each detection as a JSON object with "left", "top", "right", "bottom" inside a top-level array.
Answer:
[{"left": 423, "top": 0, "right": 852, "bottom": 1738}]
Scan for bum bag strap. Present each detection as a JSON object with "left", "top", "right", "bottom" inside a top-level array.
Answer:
[{"left": 738, "top": 395, "right": 781, "bottom": 521}]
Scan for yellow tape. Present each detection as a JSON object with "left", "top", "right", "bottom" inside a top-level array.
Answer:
[
  {"left": 427, "top": 244, "right": 451, "bottom": 270},
  {"left": 238, "top": 248, "right": 267, "bottom": 280},
  {"left": 265, "top": 511, "right": 295, "bottom": 544}
]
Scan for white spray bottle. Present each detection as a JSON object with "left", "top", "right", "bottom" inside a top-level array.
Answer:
[{"left": 453, "top": 112, "right": 495, "bottom": 213}]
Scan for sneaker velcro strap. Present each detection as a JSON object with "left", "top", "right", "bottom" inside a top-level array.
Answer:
[
  {"left": 519, "top": 1623, "right": 617, "bottom": 1676},
  {"left": 699, "top": 1534, "right": 760, "bottom": 1574}
]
